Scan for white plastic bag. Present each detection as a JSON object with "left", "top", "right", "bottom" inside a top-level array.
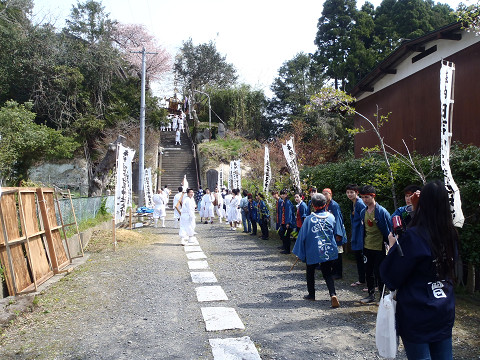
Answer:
[{"left": 375, "top": 288, "right": 398, "bottom": 359}]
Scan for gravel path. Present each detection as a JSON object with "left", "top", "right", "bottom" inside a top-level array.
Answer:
[{"left": 0, "top": 211, "right": 478, "bottom": 359}]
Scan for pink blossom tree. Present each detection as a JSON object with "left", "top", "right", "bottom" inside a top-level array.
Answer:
[{"left": 112, "top": 23, "right": 171, "bottom": 81}]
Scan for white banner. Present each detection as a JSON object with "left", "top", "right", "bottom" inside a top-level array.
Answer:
[
  {"left": 115, "top": 144, "right": 135, "bottom": 223},
  {"left": 144, "top": 168, "right": 154, "bottom": 208},
  {"left": 229, "top": 161, "right": 233, "bottom": 190},
  {"left": 282, "top": 138, "right": 301, "bottom": 192},
  {"left": 440, "top": 61, "right": 464, "bottom": 227},
  {"left": 218, "top": 166, "right": 224, "bottom": 189},
  {"left": 263, "top": 146, "right": 272, "bottom": 194},
  {"left": 230, "top": 160, "right": 241, "bottom": 190},
  {"left": 235, "top": 160, "right": 241, "bottom": 191}
]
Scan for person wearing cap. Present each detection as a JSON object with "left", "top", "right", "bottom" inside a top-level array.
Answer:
[
  {"left": 292, "top": 193, "right": 340, "bottom": 308},
  {"left": 358, "top": 185, "right": 392, "bottom": 304},
  {"left": 322, "top": 188, "right": 347, "bottom": 280}
]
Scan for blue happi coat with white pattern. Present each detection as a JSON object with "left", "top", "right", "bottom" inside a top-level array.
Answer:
[{"left": 292, "top": 210, "right": 338, "bottom": 265}]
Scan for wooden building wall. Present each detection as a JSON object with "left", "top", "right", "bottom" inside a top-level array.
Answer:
[{"left": 354, "top": 41, "right": 480, "bottom": 157}]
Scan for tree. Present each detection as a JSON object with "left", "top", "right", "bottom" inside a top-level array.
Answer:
[
  {"left": 65, "top": 0, "right": 115, "bottom": 44},
  {"left": 0, "top": 101, "right": 79, "bottom": 184},
  {"left": 111, "top": 23, "right": 171, "bottom": 81},
  {"left": 268, "top": 52, "right": 324, "bottom": 128},
  {"left": 174, "top": 38, "right": 237, "bottom": 95},
  {"left": 314, "top": 0, "right": 358, "bottom": 90},
  {"left": 206, "top": 84, "right": 270, "bottom": 139}
]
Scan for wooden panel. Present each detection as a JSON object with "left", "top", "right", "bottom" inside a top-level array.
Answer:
[
  {"left": 36, "top": 189, "right": 69, "bottom": 272},
  {"left": 21, "top": 192, "right": 40, "bottom": 234},
  {"left": 20, "top": 192, "right": 51, "bottom": 281},
  {"left": 0, "top": 192, "right": 34, "bottom": 295},
  {"left": 2, "top": 194, "right": 21, "bottom": 244},
  {"left": 9, "top": 243, "right": 32, "bottom": 293}
]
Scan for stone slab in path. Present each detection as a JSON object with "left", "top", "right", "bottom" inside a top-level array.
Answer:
[
  {"left": 195, "top": 286, "right": 228, "bottom": 302},
  {"left": 184, "top": 246, "right": 202, "bottom": 252},
  {"left": 201, "top": 307, "right": 245, "bottom": 331},
  {"left": 209, "top": 336, "right": 261, "bottom": 360},
  {"left": 186, "top": 252, "right": 207, "bottom": 260},
  {"left": 188, "top": 260, "right": 209, "bottom": 270},
  {"left": 190, "top": 272, "right": 218, "bottom": 283}
]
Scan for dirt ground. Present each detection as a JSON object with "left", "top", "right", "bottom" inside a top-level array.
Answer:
[{"left": 0, "top": 219, "right": 479, "bottom": 359}]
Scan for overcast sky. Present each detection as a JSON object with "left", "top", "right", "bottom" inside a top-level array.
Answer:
[{"left": 32, "top": 0, "right": 467, "bottom": 99}]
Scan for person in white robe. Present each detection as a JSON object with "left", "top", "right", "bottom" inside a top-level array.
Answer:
[
  {"left": 202, "top": 188, "right": 215, "bottom": 224},
  {"left": 228, "top": 189, "right": 241, "bottom": 230},
  {"left": 224, "top": 189, "right": 233, "bottom": 224},
  {"left": 172, "top": 115, "right": 178, "bottom": 131},
  {"left": 172, "top": 187, "right": 183, "bottom": 228},
  {"left": 152, "top": 189, "right": 167, "bottom": 227},
  {"left": 166, "top": 115, "right": 172, "bottom": 131},
  {"left": 179, "top": 188, "right": 197, "bottom": 244},
  {"left": 214, "top": 188, "right": 225, "bottom": 222},
  {"left": 175, "top": 129, "right": 181, "bottom": 145}
]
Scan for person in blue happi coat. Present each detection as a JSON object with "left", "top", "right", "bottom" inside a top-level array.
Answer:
[
  {"left": 381, "top": 180, "right": 458, "bottom": 359},
  {"left": 256, "top": 193, "right": 270, "bottom": 240},
  {"left": 346, "top": 184, "right": 367, "bottom": 287},
  {"left": 247, "top": 193, "right": 258, "bottom": 236},
  {"left": 293, "top": 193, "right": 340, "bottom": 308},
  {"left": 278, "top": 189, "right": 295, "bottom": 254},
  {"left": 322, "top": 188, "right": 347, "bottom": 279}
]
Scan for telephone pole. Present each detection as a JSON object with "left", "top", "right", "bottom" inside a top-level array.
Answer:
[{"left": 131, "top": 47, "right": 157, "bottom": 206}]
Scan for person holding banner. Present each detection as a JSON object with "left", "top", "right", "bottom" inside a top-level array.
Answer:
[
  {"left": 278, "top": 189, "right": 295, "bottom": 254},
  {"left": 179, "top": 188, "right": 197, "bottom": 245},
  {"left": 152, "top": 189, "right": 167, "bottom": 228},
  {"left": 173, "top": 186, "right": 183, "bottom": 229}
]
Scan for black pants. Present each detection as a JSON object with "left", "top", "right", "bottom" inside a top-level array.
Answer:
[
  {"left": 332, "top": 252, "right": 343, "bottom": 278},
  {"left": 364, "top": 247, "right": 385, "bottom": 295},
  {"left": 259, "top": 218, "right": 269, "bottom": 239},
  {"left": 279, "top": 225, "right": 293, "bottom": 253},
  {"left": 251, "top": 219, "right": 257, "bottom": 235},
  {"left": 306, "top": 261, "right": 336, "bottom": 298},
  {"left": 354, "top": 249, "right": 366, "bottom": 283}
]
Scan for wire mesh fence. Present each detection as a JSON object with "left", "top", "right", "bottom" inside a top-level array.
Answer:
[{"left": 55, "top": 195, "right": 115, "bottom": 226}]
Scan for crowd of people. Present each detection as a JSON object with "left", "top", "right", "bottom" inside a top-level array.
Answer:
[{"left": 151, "top": 180, "right": 458, "bottom": 360}]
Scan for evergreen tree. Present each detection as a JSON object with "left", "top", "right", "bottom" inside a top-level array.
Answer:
[{"left": 314, "top": 0, "right": 358, "bottom": 90}]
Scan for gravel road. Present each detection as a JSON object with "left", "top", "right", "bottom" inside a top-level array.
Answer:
[{"left": 0, "top": 211, "right": 478, "bottom": 359}]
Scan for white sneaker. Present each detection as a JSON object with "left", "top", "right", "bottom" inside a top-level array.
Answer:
[{"left": 181, "top": 238, "right": 188, "bottom": 246}]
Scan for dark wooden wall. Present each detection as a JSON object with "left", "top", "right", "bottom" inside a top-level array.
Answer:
[{"left": 354, "top": 41, "right": 480, "bottom": 157}]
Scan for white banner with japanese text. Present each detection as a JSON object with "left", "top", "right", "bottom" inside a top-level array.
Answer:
[
  {"left": 263, "top": 146, "right": 272, "bottom": 194},
  {"left": 115, "top": 144, "right": 135, "bottom": 223},
  {"left": 144, "top": 168, "right": 154, "bottom": 208},
  {"left": 282, "top": 138, "right": 301, "bottom": 192},
  {"left": 440, "top": 61, "right": 464, "bottom": 227}
]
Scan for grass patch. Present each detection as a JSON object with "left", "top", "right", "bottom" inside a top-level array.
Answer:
[{"left": 65, "top": 213, "right": 112, "bottom": 238}]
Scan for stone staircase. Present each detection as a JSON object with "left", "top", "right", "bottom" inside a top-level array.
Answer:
[{"left": 159, "top": 129, "right": 199, "bottom": 192}]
